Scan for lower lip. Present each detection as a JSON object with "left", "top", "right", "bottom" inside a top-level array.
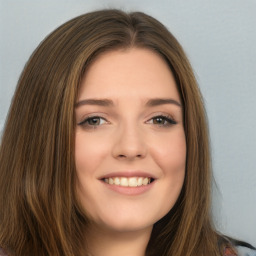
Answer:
[{"left": 101, "top": 180, "right": 155, "bottom": 196}]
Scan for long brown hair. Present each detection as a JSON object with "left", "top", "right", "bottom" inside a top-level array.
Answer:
[{"left": 0, "top": 9, "right": 224, "bottom": 256}]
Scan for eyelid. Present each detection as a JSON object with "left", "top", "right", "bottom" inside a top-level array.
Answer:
[
  {"left": 77, "top": 112, "right": 178, "bottom": 128},
  {"left": 145, "top": 112, "right": 176, "bottom": 121},
  {"left": 77, "top": 115, "right": 109, "bottom": 126},
  {"left": 145, "top": 113, "right": 177, "bottom": 126}
]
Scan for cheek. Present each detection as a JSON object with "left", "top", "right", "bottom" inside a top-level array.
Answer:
[
  {"left": 74, "top": 132, "right": 109, "bottom": 216},
  {"left": 161, "top": 139, "right": 186, "bottom": 189},
  {"left": 75, "top": 132, "right": 108, "bottom": 176},
  {"left": 149, "top": 130, "right": 186, "bottom": 211},
  {"left": 151, "top": 129, "right": 186, "bottom": 174},
  {"left": 164, "top": 139, "right": 186, "bottom": 175}
]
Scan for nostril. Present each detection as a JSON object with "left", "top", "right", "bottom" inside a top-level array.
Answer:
[{"left": 118, "top": 154, "right": 143, "bottom": 159}]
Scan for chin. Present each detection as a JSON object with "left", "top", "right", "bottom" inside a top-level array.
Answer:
[
  {"left": 100, "top": 218, "right": 153, "bottom": 233},
  {"left": 90, "top": 209, "right": 162, "bottom": 233}
]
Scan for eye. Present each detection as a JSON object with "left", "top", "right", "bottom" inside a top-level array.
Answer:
[
  {"left": 147, "top": 115, "right": 177, "bottom": 127},
  {"left": 78, "top": 116, "right": 108, "bottom": 127}
]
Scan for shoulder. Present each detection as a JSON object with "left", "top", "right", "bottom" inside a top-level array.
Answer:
[
  {"left": 224, "top": 245, "right": 256, "bottom": 256},
  {"left": 236, "top": 245, "right": 256, "bottom": 256},
  {"left": 221, "top": 236, "right": 256, "bottom": 256}
]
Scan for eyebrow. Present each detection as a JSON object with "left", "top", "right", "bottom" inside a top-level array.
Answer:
[
  {"left": 75, "top": 98, "right": 182, "bottom": 108},
  {"left": 75, "top": 99, "right": 114, "bottom": 108},
  {"left": 145, "top": 98, "right": 182, "bottom": 108}
]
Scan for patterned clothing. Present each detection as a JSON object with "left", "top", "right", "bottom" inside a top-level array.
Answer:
[
  {"left": 224, "top": 246, "right": 238, "bottom": 255},
  {"left": 236, "top": 246, "right": 256, "bottom": 256}
]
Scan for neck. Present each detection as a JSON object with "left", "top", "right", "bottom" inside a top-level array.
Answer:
[{"left": 85, "top": 223, "right": 152, "bottom": 256}]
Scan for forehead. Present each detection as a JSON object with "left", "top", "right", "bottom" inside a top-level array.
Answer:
[{"left": 78, "top": 47, "right": 180, "bottom": 101}]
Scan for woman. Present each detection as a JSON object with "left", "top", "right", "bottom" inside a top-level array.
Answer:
[{"left": 0, "top": 9, "right": 255, "bottom": 256}]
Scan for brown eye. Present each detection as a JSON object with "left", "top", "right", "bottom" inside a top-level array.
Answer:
[
  {"left": 153, "top": 117, "right": 167, "bottom": 125},
  {"left": 78, "top": 116, "right": 107, "bottom": 127},
  {"left": 148, "top": 115, "right": 177, "bottom": 127},
  {"left": 87, "top": 117, "right": 101, "bottom": 125}
]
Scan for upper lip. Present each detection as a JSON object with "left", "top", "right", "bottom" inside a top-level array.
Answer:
[{"left": 98, "top": 171, "right": 157, "bottom": 180}]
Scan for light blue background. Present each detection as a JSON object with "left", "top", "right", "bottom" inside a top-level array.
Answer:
[{"left": 0, "top": 0, "right": 255, "bottom": 246}]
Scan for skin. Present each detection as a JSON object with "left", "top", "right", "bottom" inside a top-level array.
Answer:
[{"left": 75, "top": 47, "right": 186, "bottom": 255}]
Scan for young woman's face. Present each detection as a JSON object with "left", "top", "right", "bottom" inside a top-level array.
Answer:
[{"left": 75, "top": 48, "right": 186, "bottom": 232}]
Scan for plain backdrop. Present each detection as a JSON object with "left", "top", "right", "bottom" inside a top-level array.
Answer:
[{"left": 0, "top": 0, "right": 255, "bottom": 246}]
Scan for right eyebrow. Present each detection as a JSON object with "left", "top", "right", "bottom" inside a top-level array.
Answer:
[
  {"left": 75, "top": 99, "right": 114, "bottom": 108},
  {"left": 145, "top": 98, "right": 182, "bottom": 108}
]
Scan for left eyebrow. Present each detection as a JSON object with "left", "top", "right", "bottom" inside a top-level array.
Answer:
[
  {"left": 145, "top": 98, "right": 182, "bottom": 108},
  {"left": 75, "top": 99, "right": 114, "bottom": 108}
]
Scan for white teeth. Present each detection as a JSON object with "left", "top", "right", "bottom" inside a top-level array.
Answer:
[
  {"left": 128, "top": 177, "right": 138, "bottom": 187},
  {"left": 120, "top": 177, "right": 129, "bottom": 186},
  {"left": 143, "top": 178, "right": 149, "bottom": 185},
  {"left": 114, "top": 177, "right": 120, "bottom": 185},
  {"left": 137, "top": 177, "right": 143, "bottom": 186},
  {"left": 103, "top": 177, "right": 152, "bottom": 187}
]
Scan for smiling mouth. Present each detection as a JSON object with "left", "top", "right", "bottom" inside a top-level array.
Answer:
[{"left": 103, "top": 177, "right": 154, "bottom": 187}]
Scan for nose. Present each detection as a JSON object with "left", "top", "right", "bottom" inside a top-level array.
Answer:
[{"left": 112, "top": 123, "right": 147, "bottom": 160}]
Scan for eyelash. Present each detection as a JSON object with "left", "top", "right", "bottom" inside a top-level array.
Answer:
[
  {"left": 78, "top": 116, "right": 108, "bottom": 128},
  {"left": 146, "top": 115, "right": 177, "bottom": 127},
  {"left": 78, "top": 114, "right": 177, "bottom": 129}
]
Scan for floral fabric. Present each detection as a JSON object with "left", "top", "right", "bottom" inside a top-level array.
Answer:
[
  {"left": 236, "top": 246, "right": 256, "bottom": 256},
  {"left": 224, "top": 246, "right": 256, "bottom": 256},
  {"left": 225, "top": 246, "right": 238, "bottom": 255}
]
